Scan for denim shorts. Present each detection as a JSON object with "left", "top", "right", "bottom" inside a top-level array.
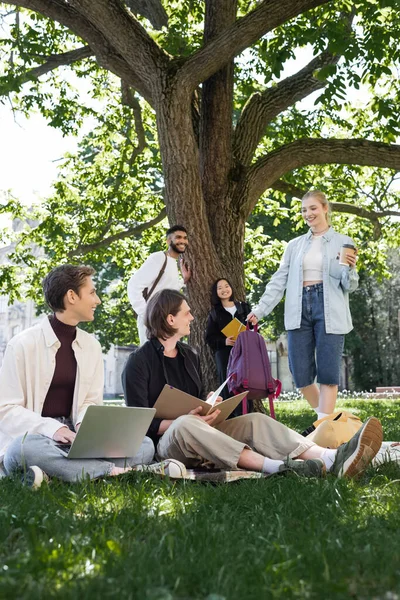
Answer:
[{"left": 287, "top": 283, "right": 344, "bottom": 388}]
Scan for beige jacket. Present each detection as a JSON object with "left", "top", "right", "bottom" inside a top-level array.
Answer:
[{"left": 0, "top": 316, "right": 104, "bottom": 461}]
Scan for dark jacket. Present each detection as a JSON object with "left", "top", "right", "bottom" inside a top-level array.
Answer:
[
  {"left": 205, "top": 301, "right": 251, "bottom": 353},
  {"left": 122, "top": 337, "right": 204, "bottom": 443}
]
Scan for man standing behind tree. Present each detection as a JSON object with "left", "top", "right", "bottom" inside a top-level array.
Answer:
[{"left": 127, "top": 225, "right": 191, "bottom": 345}]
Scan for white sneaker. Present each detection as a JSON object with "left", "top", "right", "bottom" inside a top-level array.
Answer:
[
  {"left": 23, "top": 466, "right": 49, "bottom": 489},
  {"left": 135, "top": 459, "right": 187, "bottom": 479}
]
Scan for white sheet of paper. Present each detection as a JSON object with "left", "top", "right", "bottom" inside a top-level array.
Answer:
[{"left": 205, "top": 375, "right": 231, "bottom": 407}]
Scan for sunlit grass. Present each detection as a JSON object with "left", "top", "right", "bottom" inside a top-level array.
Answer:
[
  {"left": 274, "top": 397, "right": 400, "bottom": 441},
  {"left": 1, "top": 399, "right": 400, "bottom": 599}
]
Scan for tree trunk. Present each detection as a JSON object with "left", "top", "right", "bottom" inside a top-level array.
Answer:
[
  {"left": 155, "top": 87, "right": 221, "bottom": 387},
  {"left": 200, "top": 0, "right": 236, "bottom": 219},
  {"left": 199, "top": 0, "right": 246, "bottom": 300},
  {"left": 154, "top": 1, "right": 247, "bottom": 389}
]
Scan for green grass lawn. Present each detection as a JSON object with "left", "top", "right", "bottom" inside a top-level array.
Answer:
[{"left": 1, "top": 399, "right": 400, "bottom": 600}]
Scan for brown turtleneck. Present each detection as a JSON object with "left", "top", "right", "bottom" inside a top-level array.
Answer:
[{"left": 41, "top": 314, "right": 77, "bottom": 418}]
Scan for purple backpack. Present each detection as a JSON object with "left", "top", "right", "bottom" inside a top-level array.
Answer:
[{"left": 227, "top": 324, "right": 281, "bottom": 418}]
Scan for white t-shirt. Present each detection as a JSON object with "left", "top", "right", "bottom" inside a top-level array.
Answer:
[
  {"left": 224, "top": 305, "right": 237, "bottom": 317},
  {"left": 303, "top": 236, "right": 323, "bottom": 281},
  {"left": 127, "top": 251, "right": 182, "bottom": 316}
]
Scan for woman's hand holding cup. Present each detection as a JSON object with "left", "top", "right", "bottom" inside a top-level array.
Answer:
[{"left": 339, "top": 244, "right": 358, "bottom": 268}]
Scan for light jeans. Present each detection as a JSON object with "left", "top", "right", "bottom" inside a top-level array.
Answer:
[
  {"left": 3, "top": 434, "right": 155, "bottom": 482},
  {"left": 288, "top": 283, "right": 345, "bottom": 388},
  {"left": 157, "top": 413, "right": 315, "bottom": 469}
]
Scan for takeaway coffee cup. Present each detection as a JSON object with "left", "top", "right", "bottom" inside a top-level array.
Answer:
[{"left": 339, "top": 243, "right": 357, "bottom": 266}]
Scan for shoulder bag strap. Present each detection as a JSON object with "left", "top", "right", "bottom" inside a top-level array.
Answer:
[{"left": 144, "top": 252, "right": 168, "bottom": 301}]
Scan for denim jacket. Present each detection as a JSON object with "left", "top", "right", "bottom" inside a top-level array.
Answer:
[{"left": 253, "top": 228, "right": 359, "bottom": 334}]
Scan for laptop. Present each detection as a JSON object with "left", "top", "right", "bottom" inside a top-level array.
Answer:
[{"left": 56, "top": 405, "right": 156, "bottom": 459}]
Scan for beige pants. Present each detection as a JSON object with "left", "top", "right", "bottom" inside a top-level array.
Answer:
[{"left": 157, "top": 413, "right": 316, "bottom": 469}]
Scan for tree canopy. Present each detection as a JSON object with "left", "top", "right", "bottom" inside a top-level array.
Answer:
[{"left": 0, "top": 0, "right": 399, "bottom": 381}]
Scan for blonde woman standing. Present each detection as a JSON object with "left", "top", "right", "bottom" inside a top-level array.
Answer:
[{"left": 248, "top": 190, "right": 358, "bottom": 424}]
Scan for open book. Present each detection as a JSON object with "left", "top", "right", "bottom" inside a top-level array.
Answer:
[
  {"left": 153, "top": 385, "right": 248, "bottom": 426},
  {"left": 221, "top": 317, "right": 246, "bottom": 340}
]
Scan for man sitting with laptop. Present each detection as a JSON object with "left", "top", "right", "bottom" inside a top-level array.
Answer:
[
  {"left": 123, "top": 289, "right": 383, "bottom": 479},
  {"left": 0, "top": 264, "right": 155, "bottom": 486}
]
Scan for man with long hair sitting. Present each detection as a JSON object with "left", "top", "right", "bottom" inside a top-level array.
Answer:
[{"left": 123, "top": 289, "right": 382, "bottom": 479}]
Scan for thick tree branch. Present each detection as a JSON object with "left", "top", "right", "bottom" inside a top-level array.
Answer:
[
  {"left": 68, "top": 208, "right": 167, "bottom": 258},
  {"left": 67, "top": 0, "right": 169, "bottom": 95},
  {"left": 178, "top": 0, "right": 330, "bottom": 92},
  {"left": 124, "top": 0, "right": 168, "bottom": 30},
  {"left": 244, "top": 138, "right": 400, "bottom": 215},
  {"left": 233, "top": 50, "right": 340, "bottom": 166},
  {"left": 330, "top": 202, "right": 400, "bottom": 220},
  {"left": 16, "top": 45, "right": 93, "bottom": 83},
  {"left": 200, "top": 0, "right": 236, "bottom": 225},
  {"left": 3, "top": 0, "right": 158, "bottom": 103}
]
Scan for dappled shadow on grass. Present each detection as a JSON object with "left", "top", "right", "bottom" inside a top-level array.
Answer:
[
  {"left": 2, "top": 465, "right": 400, "bottom": 599},
  {"left": 2, "top": 399, "right": 400, "bottom": 599}
]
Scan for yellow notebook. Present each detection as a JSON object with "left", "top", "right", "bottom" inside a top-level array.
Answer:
[{"left": 221, "top": 318, "right": 246, "bottom": 340}]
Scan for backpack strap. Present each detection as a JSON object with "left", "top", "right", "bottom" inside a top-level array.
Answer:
[
  {"left": 227, "top": 331, "right": 243, "bottom": 395},
  {"left": 143, "top": 253, "right": 168, "bottom": 301},
  {"left": 256, "top": 331, "right": 275, "bottom": 396},
  {"left": 240, "top": 330, "right": 250, "bottom": 390},
  {"left": 231, "top": 332, "right": 248, "bottom": 411}
]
